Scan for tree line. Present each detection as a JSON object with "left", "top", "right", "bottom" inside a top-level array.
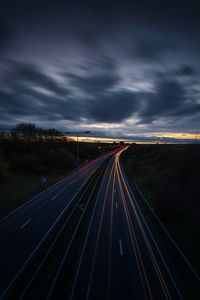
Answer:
[{"left": 0, "top": 123, "right": 66, "bottom": 142}]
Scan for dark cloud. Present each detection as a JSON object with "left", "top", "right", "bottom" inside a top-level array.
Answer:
[
  {"left": 2, "top": 1, "right": 199, "bottom": 27},
  {"left": 0, "top": 87, "right": 81, "bottom": 124},
  {"left": 67, "top": 72, "right": 119, "bottom": 95},
  {"left": 136, "top": 79, "right": 200, "bottom": 123},
  {"left": 0, "top": 0, "right": 200, "bottom": 137},
  {"left": 132, "top": 38, "right": 174, "bottom": 62},
  {"left": 0, "top": 22, "right": 12, "bottom": 52},
  {"left": 0, "top": 90, "right": 45, "bottom": 122},
  {"left": 0, "top": 63, "right": 134, "bottom": 124},
  {"left": 174, "top": 65, "right": 198, "bottom": 77},
  {"left": 1, "top": 62, "right": 200, "bottom": 130},
  {"left": 4, "top": 63, "right": 70, "bottom": 96},
  {"left": 154, "top": 65, "right": 199, "bottom": 81},
  {"left": 170, "top": 104, "right": 200, "bottom": 117},
  {"left": 87, "top": 91, "right": 137, "bottom": 122},
  {"left": 153, "top": 80, "right": 186, "bottom": 115},
  {"left": 77, "top": 56, "right": 116, "bottom": 77},
  {"left": 0, "top": 64, "right": 75, "bottom": 123},
  {"left": 142, "top": 80, "right": 186, "bottom": 116}
]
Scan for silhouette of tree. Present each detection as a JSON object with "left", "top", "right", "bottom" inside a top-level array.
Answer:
[
  {"left": 13, "top": 123, "right": 37, "bottom": 142},
  {"left": 46, "top": 128, "right": 61, "bottom": 141}
]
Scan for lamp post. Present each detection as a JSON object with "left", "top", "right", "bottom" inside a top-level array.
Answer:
[{"left": 65, "top": 131, "right": 91, "bottom": 192}]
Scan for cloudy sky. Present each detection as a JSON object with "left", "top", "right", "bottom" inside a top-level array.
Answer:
[{"left": 0, "top": 0, "right": 200, "bottom": 141}]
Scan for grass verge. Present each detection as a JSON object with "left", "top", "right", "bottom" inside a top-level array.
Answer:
[{"left": 121, "top": 146, "right": 200, "bottom": 299}]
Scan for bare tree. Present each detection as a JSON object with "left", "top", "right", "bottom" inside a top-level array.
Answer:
[
  {"left": 46, "top": 128, "right": 61, "bottom": 141},
  {"left": 12, "top": 123, "right": 62, "bottom": 142},
  {"left": 0, "top": 131, "right": 6, "bottom": 141},
  {"left": 13, "top": 123, "right": 37, "bottom": 142}
]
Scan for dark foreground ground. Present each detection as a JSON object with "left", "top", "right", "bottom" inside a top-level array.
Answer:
[
  {"left": 122, "top": 144, "right": 200, "bottom": 275},
  {"left": 0, "top": 140, "right": 115, "bottom": 215}
]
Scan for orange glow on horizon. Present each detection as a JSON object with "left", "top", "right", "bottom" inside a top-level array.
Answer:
[
  {"left": 65, "top": 136, "right": 124, "bottom": 143},
  {"left": 64, "top": 131, "right": 198, "bottom": 144}
]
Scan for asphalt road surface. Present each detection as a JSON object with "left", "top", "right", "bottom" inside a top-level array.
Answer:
[
  {"left": 0, "top": 147, "right": 199, "bottom": 299},
  {"left": 69, "top": 148, "right": 185, "bottom": 300},
  {"left": 0, "top": 150, "right": 115, "bottom": 298}
]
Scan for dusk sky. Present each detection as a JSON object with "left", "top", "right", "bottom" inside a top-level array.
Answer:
[{"left": 0, "top": 0, "right": 200, "bottom": 142}]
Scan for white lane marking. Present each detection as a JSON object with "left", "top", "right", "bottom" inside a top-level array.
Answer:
[
  {"left": 0, "top": 160, "right": 102, "bottom": 300},
  {"left": 115, "top": 202, "right": 118, "bottom": 209},
  {"left": 119, "top": 239, "right": 123, "bottom": 256},
  {"left": 51, "top": 188, "right": 66, "bottom": 201},
  {"left": 20, "top": 218, "right": 31, "bottom": 229}
]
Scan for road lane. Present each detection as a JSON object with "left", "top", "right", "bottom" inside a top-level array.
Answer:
[
  {"left": 71, "top": 154, "right": 139, "bottom": 300},
  {"left": 69, "top": 157, "right": 116, "bottom": 300},
  {"left": 1, "top": 147, "right": 196, "bottom": 299},
  {"left": 116, "top": 155, "right": 183, "bottom": 299},
  {"left": 20, "top": 219, "right": 32, "bottom": 229},
  {"left": 70, "top": 147, "right": 184, "bottom": 300},
  {"left": 0, "top": 151, "right": 116, "bottom": 297}
]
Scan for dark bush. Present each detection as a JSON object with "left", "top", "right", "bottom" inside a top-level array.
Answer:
[
  {"left": 0, "top": 157, "right": 9, "bottom": 184},
  {"left": 10, "top": 154, "right": 46, "bottom": 175},
  {"left": 48, "top": 148, "right": 75, "bottom": 171},
  {"left": 124, "top": 144, "right": 200, "bottom": 224}
]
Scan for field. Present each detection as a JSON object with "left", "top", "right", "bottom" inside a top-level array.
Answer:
[
  {"left": 122, "top": 144, "right": 200, "bottom": 274},
  {"left": 0, "top": 140, "right": 112, "bottom": 216}
]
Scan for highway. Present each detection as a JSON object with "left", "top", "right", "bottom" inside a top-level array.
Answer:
[
  {"left": 69, "top": 148, "right": 184, "bottom": 300},
  {"left": 0, "top": 150, "right": 115, "bottom": 299},
  {"left": 0, "top": 147, "right": 199, "bottom": 299}
]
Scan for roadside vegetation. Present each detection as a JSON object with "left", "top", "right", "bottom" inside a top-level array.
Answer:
[
  {"left": 0, "top": 123, "right": 114, "bottom": 215},
  {"left": 123, "top": 144, "right": 200, "bottom": 274}
]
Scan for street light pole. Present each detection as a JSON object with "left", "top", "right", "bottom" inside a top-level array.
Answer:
[
  {"left": 65, "top": 131, "right": 91, "bottom": 192},
  {"left": 76, "top": 133, "right": 79, "bottom": 191}
]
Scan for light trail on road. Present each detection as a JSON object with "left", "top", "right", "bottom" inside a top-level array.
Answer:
[
  {"left": 0, "top": 147, "right": 198, "bottom": 299},
  {"left": 70, "top": 147, "right": 184, "bottom": 300}
]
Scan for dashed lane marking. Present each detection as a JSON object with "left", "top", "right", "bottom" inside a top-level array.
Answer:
[
  {"left": 119, "top": 239, "right": 124, "bottom": 256},
  {"left": 20, "top": 218, "right": 32, "bottom": 229}
]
